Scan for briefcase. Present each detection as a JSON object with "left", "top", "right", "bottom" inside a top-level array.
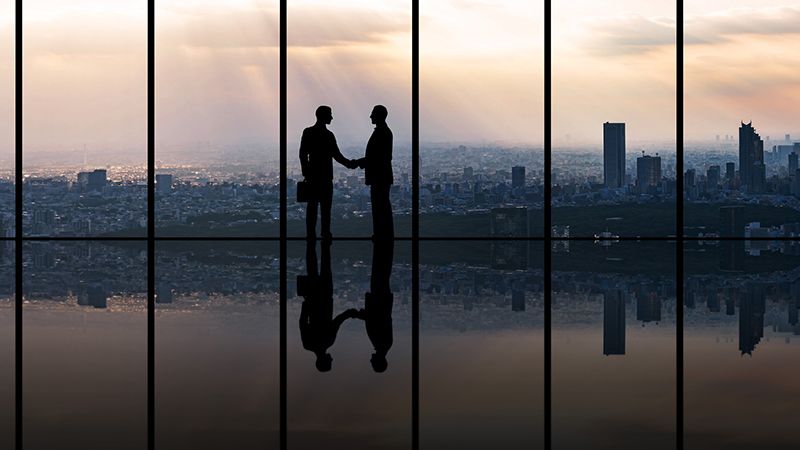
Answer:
[{"left": 297, "top": 181, "right": 311, "bottom": 203}]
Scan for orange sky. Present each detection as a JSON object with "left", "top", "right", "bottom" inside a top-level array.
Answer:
[{"left": 1, "top": 0, "right": 798, "bottom": 161}]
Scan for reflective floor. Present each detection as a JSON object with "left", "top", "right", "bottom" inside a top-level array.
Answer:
[{"left": 5, "top": 239, "right": 800, "bottom": 448}]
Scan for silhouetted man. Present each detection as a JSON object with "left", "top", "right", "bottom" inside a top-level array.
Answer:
[
  {"left": 355, "top": 105, "right": 394, "bottom": 239},
  {"left": 356, "top": 238, "right": 394, "bottom": 372},
  {"left": 299, "top": 241, "right": 357, "bottom": 372},
  {"left": 299, "top": 106, "right": 357, "bottom": 240}
]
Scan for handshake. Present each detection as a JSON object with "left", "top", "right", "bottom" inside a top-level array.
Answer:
[{"left": 345, "top": 158, "right": 365, "bottom": 170}]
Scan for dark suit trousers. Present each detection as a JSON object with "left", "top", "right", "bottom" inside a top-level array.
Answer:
[
  {"left": 370, "top": 184, "right": 394, "bottom": 238},
  {"left": 306, "top": 182, "right": 333, "bottom": 238}
]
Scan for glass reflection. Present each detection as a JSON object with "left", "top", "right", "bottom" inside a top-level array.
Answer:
[
  {"left": 155, "top": 242, "right": 279, "bottom": 449},
  {"left": 288, "top": 240, "right": 410, "bottom": 449},
  {"left": 686, "top": 240, "right": 800, "bottom": 450},
  {"left": 23, "top": 241, "right": 146, "bottom": 450},
  {"left": 23, "top": 0, "right": 147, "bottom": 237},
  {"left": 155, "top": 1, "right": 280, "bottom": 237},
  {"left": 553, "top": 242, "right": 676, "bottom": 450},
  {"left": 421, "top": 241, "right": 544, "bottom": 450},
  {"left": 552, "top": 0, "right": 677, "bottom": 238}
]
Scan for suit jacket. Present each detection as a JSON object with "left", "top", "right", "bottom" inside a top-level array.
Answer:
[
  {"left": 299, "top": 124, "right": 350, "bottom": 183},
  {"left": 362, "top": 124, "right": 393, "bottom": 186}
]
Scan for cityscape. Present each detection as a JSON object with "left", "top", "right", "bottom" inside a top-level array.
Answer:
[{"left": 2, "top": 121, "right": 800, "bottom": 239}]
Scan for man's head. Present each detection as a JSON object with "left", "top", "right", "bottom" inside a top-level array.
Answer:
[
  {"left": 315, "top": 352, "right": 333, "bottom": 372},
  {"left": 370, "top": 352, "right": 388, "bottom": 373},
  {"left": 370, "top": 105, "right": 388, "bottom": 125},
  {"left": 315, "top": 105, "right": 333, "bottom": 125}
]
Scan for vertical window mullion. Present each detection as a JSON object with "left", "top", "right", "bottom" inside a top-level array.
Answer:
[
  {"left": 279, "top": 0, "right": 287, "bottom": 448},
  {"left": 14, "top": 0, "right": 23, "bottom": 448},
  {"left": 543, "top": 0, "right": 552, "bottom": 449},
  {"left": 411, "top": 0, "right": 420, "bottom": 448}
]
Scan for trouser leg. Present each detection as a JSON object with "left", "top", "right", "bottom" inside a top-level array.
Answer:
[
  {"left": 320, "top": 184, "right": 333, "bottom": 238},
  {"left": 371, "top": 185, "right": 394, "bottom": 238}
]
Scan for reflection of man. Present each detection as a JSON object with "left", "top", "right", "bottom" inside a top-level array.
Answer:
[
  {"left": 356, "top": 238, "right": 394, "bottom": 372},
  {"left": 299, "top": 241, "right": 357, "bottom": 372},
  {"left": 299, "top": 105, "right": 357, "bottom": 240},
  {"left": 355, "top": 105, "right": 394, "bottom": 239}
]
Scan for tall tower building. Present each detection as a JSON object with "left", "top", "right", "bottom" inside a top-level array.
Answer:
[
  {"left": 738, "top": 122, "right": 764, "bottom": 192},
  {"left": 603, "top": 122, "right": 626, "bottom": 188}
]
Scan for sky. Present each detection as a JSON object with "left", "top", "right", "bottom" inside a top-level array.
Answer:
[{"left": 1, "top": 0, "right": 799, "bottom": 162}]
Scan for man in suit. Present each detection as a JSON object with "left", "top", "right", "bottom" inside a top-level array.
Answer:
[
  {"left": 355, "top": 105, "right": 394, "bottom": 239},
  {"left": 299, "top": 105, "right": 357, "bottom": 240}
]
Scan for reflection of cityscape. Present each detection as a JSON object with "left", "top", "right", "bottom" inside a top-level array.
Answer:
[
  {"left": 686, "top": 273, "right": 800, "bottom": 355},
  {"left": 21, "top": 242, "right": 146, "bottom": 309},
  {"left": 9, "top": 240, "right": 800, "bottom": 356},
  {"left": 553, "top": 270, "right": 675, "bottom": 356}
]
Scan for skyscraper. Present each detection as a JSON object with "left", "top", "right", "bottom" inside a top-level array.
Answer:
[
  {"left": 636, "top": 152, "right": 661, "bottom": 194},
  {"left": 511, "top": 166, "right": 525, "bottom": 190},
  {"left": 790, "top": 152, "right": 798, "bottom": 173},
  {"left": 603, "top": 122, "right": 626, "bottom": 188},
  {"left": 738, "top": 122, "right": 764, "bottom": 192}
]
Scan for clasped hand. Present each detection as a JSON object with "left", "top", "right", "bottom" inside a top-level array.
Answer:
[{"left": 346, "top": 158, "right": 365, "bottom": 170}]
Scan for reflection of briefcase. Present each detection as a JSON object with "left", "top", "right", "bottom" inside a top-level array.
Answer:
[
  {"left": 297, "top": 181, "right": 311, "bottom": 203},
  {"left": 297, "top": 275, "right": 309, "bottom": 297}
]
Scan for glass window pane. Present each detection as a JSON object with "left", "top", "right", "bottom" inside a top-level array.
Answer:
[
  {"left": 288, "top": 1, "right": 411, "bottom": 238},
  {"left": 420, "top": 0, "right": 544, "bottom": 237},
  {"left": 155, "top": 1, "right": 280, "bottom": 237},
  {"left": 685, "top": 241, "right": 800, "bottom": 449},
  {"left": 288, "top": 240, "right": 411, "bottom": 448},
  {"left": 0, "top": 0, "right": 13, "bottom": 236},
  {"left": 553, "top": 0, "right": 676, "bottom": 238},
  {"left": 156, "top": 241, "right": 279, "bottom": 448},
  {"left": 23, "top": 241, "right": 146, "bottom": 449},
  {"left": 421, "top": 241, "right": 544, "bottom": 448},
  {"left": 23, "top": 1, "right": 147, "bottom": 237},
  {"left": 553, "top": 241, "right": 676, "bottom": 449},
  {"left": 684, "top": 1, "right": 800, "bottom": 237}
]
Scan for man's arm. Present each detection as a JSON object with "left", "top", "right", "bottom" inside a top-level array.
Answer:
[
  {"left": 331, "top": 308, "right": 358, "bottom": 331},
  {"left": 299, "top": 129, "right": 310, "bottom": 178},
  {"left": 330, "top": 134, "right": 355, "bottom": 169},
  {"left": 382, "top": 129, "right": 393, "bottom": 166}
]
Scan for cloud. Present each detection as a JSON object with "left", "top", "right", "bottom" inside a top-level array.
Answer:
[
  {"left": 582, "top": 15, "right": 675, "bottom": 56},
  {"left": 158, "top": 6, "right": 409, "bottom": 50},
  {"left": 581, "top": 6, "right": 800, "bottom": 55},
  {"left": 687, "top": 6, "right": 800, "bottom": 44}
]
